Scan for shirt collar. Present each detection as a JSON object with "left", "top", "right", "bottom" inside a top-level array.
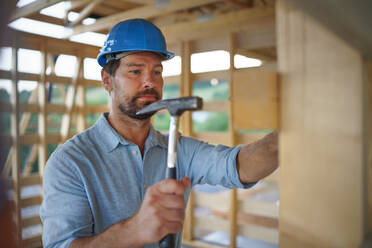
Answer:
[{"left": 95, "top": 113, "right": 167, "bottom": 152}]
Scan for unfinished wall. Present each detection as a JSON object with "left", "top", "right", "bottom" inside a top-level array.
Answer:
[{"left": 277, "top": 0, "right": 368, "bottom": 247}]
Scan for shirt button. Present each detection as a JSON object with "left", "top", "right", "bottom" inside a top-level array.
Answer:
[{"left": 132, "top": 150, "right": 137, "bottom": 155}]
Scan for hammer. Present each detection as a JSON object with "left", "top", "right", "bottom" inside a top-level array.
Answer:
[{"left": 136, "top": 96, "right": 203, "bottom": 248}]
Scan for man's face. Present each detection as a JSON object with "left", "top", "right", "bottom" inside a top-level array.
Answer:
[{"left": 102, "top": 52, "right": 164, "bottom": 120}]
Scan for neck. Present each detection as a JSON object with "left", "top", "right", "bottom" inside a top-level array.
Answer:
[{"left": 107, "top": 110, "right": 151, "bottom": 154}]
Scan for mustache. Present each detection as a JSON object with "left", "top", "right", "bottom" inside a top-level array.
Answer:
[{"left": 132, "top": 88, "right": 160, "bottom": 101}]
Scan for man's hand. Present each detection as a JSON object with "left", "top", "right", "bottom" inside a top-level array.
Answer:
[
  {"left": 69, "top": 178, "right": 190, "bottom": 248},
  {"left": 132, "top": 177, "right": 190, "bottom": 245}
]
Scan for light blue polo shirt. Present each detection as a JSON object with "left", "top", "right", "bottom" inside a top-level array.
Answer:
[{"left": 40, "top": 113, "right": 255, "bottom": 248}]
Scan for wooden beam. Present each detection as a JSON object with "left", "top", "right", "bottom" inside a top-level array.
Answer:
[
  {"left": 10, "top": 36, "right": 22, "bottom": 248},
  {"left": 180, "top": 40, "right": 194, "bottom": 242},
  {"left": 163, "top": 5, "right": 275, "bottom": 45},
  {"left": 67, "top": 0, "right": 91, "bottom": 11},
  {"left": 60, "top": 55, "right": 82, "bottom": 143},
  {"left": 236, "top": 48, "right": 276, "bottom": 61},
  {"left": 68, "top": 0, "right": 221, "bottom": 37},
  {"left": 70, "top": 0, "right": 104, "bottom": 26},
  {"left": 38, "top": 39, "right": 48, "bottom": 179},
  {"left": 228, "top": 32, "right": 237, "bottom": 248},
  {"left": 10, "top": 0, "right": 64, "bottom": 22}
]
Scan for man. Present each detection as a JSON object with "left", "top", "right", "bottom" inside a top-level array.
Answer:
[{"left": 40, "top": 18, "right": 278, "bottom": 248}]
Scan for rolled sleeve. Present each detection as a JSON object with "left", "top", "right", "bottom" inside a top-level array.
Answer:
[
  {"left": 40, "top": 150, "right": 93, "bottom": 248},
  {"left": 178, "top": 137, "right": 256, "bottom": 189}
]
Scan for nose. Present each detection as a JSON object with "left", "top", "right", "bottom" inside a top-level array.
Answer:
[{"left": 143, "top": 70, "right": 157, "bottom": 88}]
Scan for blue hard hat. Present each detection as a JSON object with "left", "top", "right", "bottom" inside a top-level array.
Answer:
[{"left": 97, "top": 18, "right": 174, "bottom": 67}]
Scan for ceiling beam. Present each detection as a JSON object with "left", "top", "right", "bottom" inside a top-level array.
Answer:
[
  {"left": 10, "top": 0, "right": 64, "bottom": 22},
  {"left": 70, "top": 0, "right": 104, "bottom": 26},
  {"left": 162, "top": 5, "right": 275, "bottom": 45},
  {"left": 236, "top": 48, "right": 276, "bottom": 61},
  {"left": 67, "top": 0, "right": 91, "bottom": 12},
  {"left": 67, "top": 0, "right": 221, "bottom": 37}
]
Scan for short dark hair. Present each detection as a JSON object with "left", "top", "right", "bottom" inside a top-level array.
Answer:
[{"left": 103, "top": 59, "right": 121, "bottom": 76}]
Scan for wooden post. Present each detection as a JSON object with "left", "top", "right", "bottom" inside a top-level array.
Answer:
[
  {"left": 180, "top": 40, "right": 194, "bottom": 241},
  {"left": 38, "top": 39, "right": 48, "bottom": 178},
  {"left": 10, "top": 35, "right": 22, "bottom": 248},
  {"left": 76, "top": 61, "right": 86, "bottom": 132},
  {"left": 228, "top": 33, "right": 237, "bottom": 248},
  {"left": 60, "top": 54, "right": 82, "bottom": 143},
  {"left": 277, "top": 0, "right": 369, "bottom": 246}
]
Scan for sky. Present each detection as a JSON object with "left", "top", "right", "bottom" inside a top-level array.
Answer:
[{"left": 0, "top": 0, "right": 262, "bottom": 93}]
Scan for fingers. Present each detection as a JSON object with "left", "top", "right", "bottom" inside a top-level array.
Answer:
[{"left": 155, "top": 178, "right": 190, "bottom": 195}]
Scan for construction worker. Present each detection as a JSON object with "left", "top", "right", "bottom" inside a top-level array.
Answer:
[{"left": 40, "top": 18, "right": 278, "bottom": 248}]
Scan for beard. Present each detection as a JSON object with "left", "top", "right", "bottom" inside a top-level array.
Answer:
[{"left": 118, "top": 88, "right": 160, "bottom": 120}]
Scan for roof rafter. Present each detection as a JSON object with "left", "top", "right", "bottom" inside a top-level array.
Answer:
[
  {"left": 70, "top": 0, "right": 104, "bottom": 26},
  {"left": 67, "top": 0, "right": 221, "bottom": 37},
  {"left": 162, "top": 6, "right": 275, "bottom": 45},
  {"left": 10, "top": 0, "right": 64, "bottom": 22}
]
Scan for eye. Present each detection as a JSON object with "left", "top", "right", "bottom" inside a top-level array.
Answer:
[
  {"left": 130, "top": 70, "right": 141, "bottom": 75},
  {"left": 153, "top": 70, "right": 162, "bottom": 75}
]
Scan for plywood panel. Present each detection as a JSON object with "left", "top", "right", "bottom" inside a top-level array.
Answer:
[
  {"left": 232, "top": 68, "right": 278, "bottom": 130},
  {"left": 277, "top": 0, "right": 366, "bottom": 247}
]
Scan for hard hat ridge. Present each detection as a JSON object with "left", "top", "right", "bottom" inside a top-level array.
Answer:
[{"left": 97, "top": 18, "right": 174, "bottom": 67}]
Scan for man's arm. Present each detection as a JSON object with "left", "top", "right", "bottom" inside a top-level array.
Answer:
[
  {"left": 236, "top": 131, "right": 279, "bottom": 183},
  {"left": 69, "top": 178, "right": 190, "bottom": 248}
]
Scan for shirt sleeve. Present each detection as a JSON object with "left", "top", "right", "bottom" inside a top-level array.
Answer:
[
  {"left": 40, "top": 148, "right": 93, "bottom": 248},
  {"left": 177, "top": 136, "right": 256, "bottom": 189}
]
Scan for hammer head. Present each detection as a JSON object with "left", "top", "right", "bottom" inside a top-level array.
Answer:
[{"left": 136, "top": 96, "right": 203, "bottom": 117}]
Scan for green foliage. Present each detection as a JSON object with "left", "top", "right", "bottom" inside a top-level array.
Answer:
[
  {"left": 86, "top": 87, "right": 109, "bottom": 105},
  {"left": 193, "top": 112, "right": 228, "bottom": 132}
]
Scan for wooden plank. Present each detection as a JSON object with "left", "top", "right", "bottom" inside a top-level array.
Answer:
[
  {"left": 202, "top": 100, "right": 228, "bottom": 113},
  {"left": 193, "top": 70, "right": 229, "bottom": 82},
  {"left": 69, "top": 0, "right": 221, "bottom": 36},
  {"left": 22, "top": 216, "right": 41, "bottom": 228},
  {"left": 238, "top": 224, "right": 278, "bottom": 244},
  {"left": 60, "top": 55, "right": 82, "bottom": 143},
  {"left": 20, "top": 134, "right": 39, "bottom": 146},
  {"left": 211, "top": 209, "right": 278, "bottom": 229},
  {"left": 180, "top": 40, "right": 194, "bottom": 241},
  {"left": 163, "top": 75, "right": 180, "bottom": 85},
  {"left": 367, "top": 61, "right": 372, "bottom": 231},
  {"left": 76, "top": 86, "right": 86, "bottom": 132},
  {"left": 23, "top": 235, "right": 42, "bottom": 248},
  {"left": 38, "top": 39, "right": 48, "bottom": 179},
  {"left": 10, "top": 0, "right": 64, "bottom": 21},
  {"left": 239, "top": 199, "right": 279, "bottom": 218},
  {"left": 20, "top": 174, "right": 42, "bottom": 187},
  {"left": 1, "top": 29, "right": 100, "bottom": 56},
  {"left": 182, "top": 239, "right": 225, "bottom": 248},
  {"left": 232, "top": 68, "right": 279, "bottom": 129},
  {"left": 70, "top": 0, "right": 104, "bottom": 26},
  {"left": 21, "top": 196, "right": 43, "bottom": 207},
  {"left": 194, "top": 192, "right": 228, "bottom": 212},
  {"left": 277, "top": 0, "right": 366, "bottom": 246},
  {"left": 228, "top": 33, "right": 237, "bottom": 248},
  {"left": 194, "top": 216, "right": 229, "bottom": 233},
  {"left": 9, "top": 36, "right": 22, "bottom": 248},
  {"left": 194, "top": 132, "right": 228, "bottom": 146},
  {"left": 163, "top": 6, "right": 275, "bottom": 46}
]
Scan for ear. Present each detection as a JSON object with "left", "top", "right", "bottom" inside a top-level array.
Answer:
[{"left": 101, "top": 69, "right": 113, "bottom": 93}]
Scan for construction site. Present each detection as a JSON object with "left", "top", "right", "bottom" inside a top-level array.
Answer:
[{"left": 0, "top": 0, "right": 371, "bottom": 247}]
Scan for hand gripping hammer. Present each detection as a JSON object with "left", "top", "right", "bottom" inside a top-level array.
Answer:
[{"left": 136, "top": 96, "right": 203, "bottom": 248}]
